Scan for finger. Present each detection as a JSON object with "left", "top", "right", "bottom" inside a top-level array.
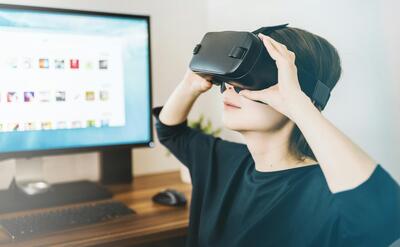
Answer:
[
  {"left": 261, "top": 35, "right": 296, "bottom": 65},
  {"left": 263, "top": 35, "right": 289, "bottom": 55},
  {"left": 238, "top": 89, "right": 268, "bottom": 102},
  {"left": 258, "top": 34, "right": 283, "bottom": 51},
  {"left": 258, "top": 33, "right": 282, "bottom": 61},
  {"left": 264, "top": 36, "right": 296, "bottom": 61}
]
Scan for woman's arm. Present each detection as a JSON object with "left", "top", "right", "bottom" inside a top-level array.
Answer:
[
  {"left": 159, "top": 69, "right": 212, "bottom": 125},
  {"left": 154, "top": 69, "right": 227, "bottom": 176},
  {"left": 288, "top": 92, "right": 377, "bottom": 193}
]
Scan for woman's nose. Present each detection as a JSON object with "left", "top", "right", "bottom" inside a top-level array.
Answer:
[
  {"left": 221, "top": 82, "right": 242, "bottom": 94},
  {"left": 226, "top": 83, "right": 234, "bottom": 90}
]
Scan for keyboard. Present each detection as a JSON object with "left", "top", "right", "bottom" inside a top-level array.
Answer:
[{"left": 0, "top": 200, "right": 135, "bottom": 240}]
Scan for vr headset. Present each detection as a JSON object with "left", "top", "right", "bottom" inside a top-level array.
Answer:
[{"left": 189, "top": 23, "right": 331, "bottom": 110}]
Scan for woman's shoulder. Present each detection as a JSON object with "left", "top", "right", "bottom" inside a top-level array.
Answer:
[
  {"left": 331, "top": 164, "right": 400, "bottom": 245},
  {"left": 215, "top": 137, "right": 247, "bottom": 150},
  {"left": 331, "top": 164, "right": 400, "bottom": 199},
  {"left": 211, "top": 138, "right": 250, "bottom": 169},
  {"left": 297, "top": 164, "right": 399, "bottom": 245},
  {"left": 305, "top": 164, "right": 400, "bottom": 199}
]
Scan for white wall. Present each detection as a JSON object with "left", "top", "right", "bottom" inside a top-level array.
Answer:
[
  {"left": 0, "top": 0, "right": 208, "bottom": 189},
  {"left": 205, "top": 0, "right": 400, "bottom": 182}
]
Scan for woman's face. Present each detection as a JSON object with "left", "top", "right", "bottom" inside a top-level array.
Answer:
[{"left": 222, "top": 82, "right": 290, "bottom": 132}]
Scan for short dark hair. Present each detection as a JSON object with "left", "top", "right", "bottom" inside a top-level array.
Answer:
[{"left": 268, "top": 27, "right": 342, "bottom": 161}]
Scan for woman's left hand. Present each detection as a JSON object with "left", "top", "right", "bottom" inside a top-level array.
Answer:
[{"left": 238, "top": 33, "right": 310, "bottom": 120}]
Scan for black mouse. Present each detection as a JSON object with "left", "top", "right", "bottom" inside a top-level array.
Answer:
[{"left": 152, "top": 188, "right": 187, "bottom": 207}]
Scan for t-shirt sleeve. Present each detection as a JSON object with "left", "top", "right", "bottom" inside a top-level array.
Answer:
[
  {"left": 151, "top": 105, "right": 222, "bottom": 174},
  {"left": 332, "top": 164, "right": 400, "bottom": 246}
]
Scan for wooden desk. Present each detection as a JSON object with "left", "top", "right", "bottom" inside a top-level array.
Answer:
[{"left": 0, "top": 171, "right": 192, "bottom": 247}]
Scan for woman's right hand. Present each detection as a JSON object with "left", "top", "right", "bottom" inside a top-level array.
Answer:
[
  {"left": 180, "top": 69, "right": 213, "bottom": 96},
  {"left": 159, "top": 69, "right": 213, "bottom": 126}
]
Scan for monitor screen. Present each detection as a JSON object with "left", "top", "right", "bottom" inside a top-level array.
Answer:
[{"left": 0, "top": 5, "right": 152, "bottom": 156}]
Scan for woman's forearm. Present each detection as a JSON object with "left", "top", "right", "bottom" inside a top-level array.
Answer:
[
  {"left": 288, "top": 92, "right": 377, "bottom": 194},
  {"left": 159, "top": 81, "right": 201, "bottom": 126}
]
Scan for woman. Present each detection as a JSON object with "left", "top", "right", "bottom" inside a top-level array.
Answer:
[{"left": 152, "top": 26, "right": 400, "bottom": 246}]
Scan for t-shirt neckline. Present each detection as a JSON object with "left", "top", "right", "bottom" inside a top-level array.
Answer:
[{"left": 251, "top": 162, "right": 320, "bottom": 179}]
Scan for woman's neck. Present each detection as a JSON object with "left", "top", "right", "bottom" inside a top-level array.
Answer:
[{"left": 240, "top": 126, "right": 317, "bottom": 172}]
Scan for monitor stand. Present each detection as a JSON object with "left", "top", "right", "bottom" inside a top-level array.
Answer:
[
  {"left": 100, "top": 148, "right": 133, "bottom": 185},
  {"left": 0, "top": 157, "right": 113, "bottom": 214}
]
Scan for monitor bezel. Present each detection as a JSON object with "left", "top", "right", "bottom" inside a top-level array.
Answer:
[{"left": 0, "top": 3, "right": 154, "bottom": 159}]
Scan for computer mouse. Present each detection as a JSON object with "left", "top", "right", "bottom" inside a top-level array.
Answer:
[{"left": 152, "top": 188, "right": 187, "bottom": 207}]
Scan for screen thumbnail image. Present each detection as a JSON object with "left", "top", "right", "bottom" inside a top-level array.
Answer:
[
  {"left": 24, "top": 92, "right": 35, "bottom": 102},
  {"left": 54, "top": 59, "right": 65, "bottom": 69},
  {"left": 39, "top": 58, "right": 49, "bottom": 69},
  {"left": 7, "top": 92, "right": 18, "bottom": 102},
  {"left": 55, "top": 91, "right": 66, "bottom": 101}
]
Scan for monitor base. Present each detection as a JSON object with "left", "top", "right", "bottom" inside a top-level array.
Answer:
[
  {"left": 15, "top": 180, "right": 51, "bottom": 196},
  {"left": 13, "top": 157, "right": 51, "bottom": 195},
  {"left": 0, "top": 179, "right": 113, "bottom": 214}
]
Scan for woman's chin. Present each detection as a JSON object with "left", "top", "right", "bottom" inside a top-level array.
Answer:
[{"left": 222, "top": 119, "right": 243, "bottom": 131}]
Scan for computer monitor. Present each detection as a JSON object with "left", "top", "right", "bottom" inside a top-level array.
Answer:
[{"left": 0, "top": 4, "right": 153, "bottom": 195}]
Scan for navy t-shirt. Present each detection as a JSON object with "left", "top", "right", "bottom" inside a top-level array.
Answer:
[{"left": 152, "top": 106, "right": 400, "bottom": 247}]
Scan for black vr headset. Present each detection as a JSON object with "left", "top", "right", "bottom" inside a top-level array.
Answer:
[{"left": 189, "top": 23, "right": 331, "bottom": 111}]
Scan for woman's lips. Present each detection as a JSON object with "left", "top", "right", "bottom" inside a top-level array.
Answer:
[{"left": 223, "top": 102, "right": 241, "bottom": 109}]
